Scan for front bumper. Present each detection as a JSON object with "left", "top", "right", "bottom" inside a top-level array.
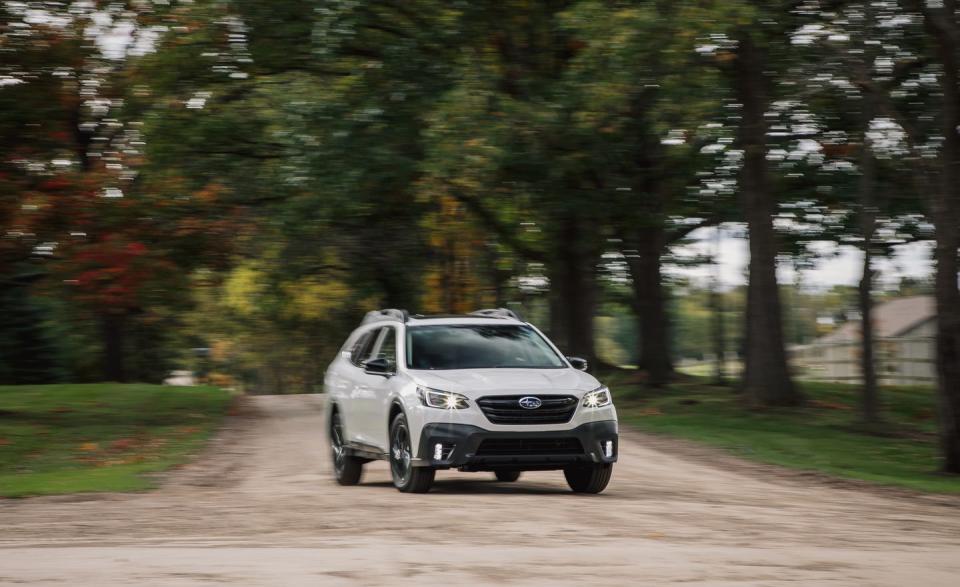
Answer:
[{"left": 415, "top": 420, "right": 618, "bottom": 471}]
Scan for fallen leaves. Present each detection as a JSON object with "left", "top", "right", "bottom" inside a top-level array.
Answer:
[
  {"left": 74, "top": 435, "right": 169, "bottom": 467},
  {"left": 110, "top": 438, "right": 136, "bottom": 450},
  {"left": 100, "top": 455, "right": 147, "bottom": 467}
]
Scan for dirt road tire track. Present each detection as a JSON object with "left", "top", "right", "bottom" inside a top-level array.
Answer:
[{"left": 1, "top": 394, "right": 959, "bottom": 586}]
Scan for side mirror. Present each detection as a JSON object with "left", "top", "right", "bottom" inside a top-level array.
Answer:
[
  {"left": 364, "top": 357, "right": 394, "bottom": 376},
  {"left": 567, "top": 357, "right": 589, "bottom": 371}
]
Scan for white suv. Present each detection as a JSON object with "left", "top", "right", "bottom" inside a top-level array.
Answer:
[{"left": 324, "top": 308, "right": 618, "bottom": 493}]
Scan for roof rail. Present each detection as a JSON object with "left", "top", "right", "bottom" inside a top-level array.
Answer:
[
  {"left": 470, "top": 308, "right": 524, "bottom": 321},
  {"left": 362, "top": 308, "right": 409, "bottom": 325}
]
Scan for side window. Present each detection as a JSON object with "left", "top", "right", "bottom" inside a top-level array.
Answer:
[
  {"left": 350, "top": 330, "right": 378, "bottom": 367},
  {"left": 375, "top": 327, "right": 397, "bottom": 365}
]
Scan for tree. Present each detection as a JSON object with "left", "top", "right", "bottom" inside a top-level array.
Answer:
[
  {"left": 558, "top": 0, "right": 733, "bottom": 385},
  {"left": 414, "top": 0, "right": 607, "bottom": 364},
  {"left": 0, "top": 270, "right": 63, "bottom": 383},
  {"left": 907, "top": 0, "right": 960, "bottom": 472},
  {"left": 797, "top": 0, "right": 930, "bottom": 424},
  {"left": 0, "top": 2, "right": 147, "bottom": 380},
  {"left": 0, "top": 2, "right": 249, "bottom": 382},
  {"left": 732, "top": 32, "right": 800, "bottom": 405}
]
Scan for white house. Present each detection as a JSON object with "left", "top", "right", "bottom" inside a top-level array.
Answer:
[{"left": 791, "top": 296, "right": 936, "bottom": 386}]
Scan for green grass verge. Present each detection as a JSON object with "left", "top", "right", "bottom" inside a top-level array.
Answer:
[
  {"left": 0, "top": 384, "right": 232, "bottom": 498},
  {"left": 606, "top": 373, "right": 960, "bottom": 494}
]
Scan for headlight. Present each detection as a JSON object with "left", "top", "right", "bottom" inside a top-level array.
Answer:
[
  {"left": 582, "top": 386, "right": 612, "bottom": 408},
  {"left": 418, "top": 387, "right": 469, "bottom": 410}
]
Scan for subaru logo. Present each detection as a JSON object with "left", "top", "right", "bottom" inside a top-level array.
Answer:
[{"left": 518, "top": 396, "right": 542, "bottom": 409}]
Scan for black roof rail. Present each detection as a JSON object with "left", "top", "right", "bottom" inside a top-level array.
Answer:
[
  {"left": 469, "top": 308, "right": 524, "bottom": 321},
  {"left": 362, "top": 308, "right": 409, "bottom": 325}
]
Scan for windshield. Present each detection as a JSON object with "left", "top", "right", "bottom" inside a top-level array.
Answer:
[{"left": 405, "top": 324, "right": 566, "bottom": 370}]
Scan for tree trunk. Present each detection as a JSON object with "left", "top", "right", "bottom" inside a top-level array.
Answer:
[
  {"left": 712, "top": 227, "right": 726, "bottom": 386},
  {"left": 921, "top": 0, "right": 960, "bottom": 472},
  {"left": 858, "top": 245, "right": 880, "bottom": 422},
  {"left": 483, "top": 247, "right": 510, "bottom": 308},
  {"left": 100, "top": 312, "right": 127, "bottom": 383},
  {"left": 858, "top": 87, "right": 880, "bottom": 425},
  {"left": 732, "top": 32, "right": 800, "bottom": 406},
  {"left": 441, "top": 233, "right": 455, "bottom": 313},
  {"left": 548, "top": 216, "right": 597, "bottom": 367},
  {"left": 626, "top": 228, "right": 672, "bottom": 387}
]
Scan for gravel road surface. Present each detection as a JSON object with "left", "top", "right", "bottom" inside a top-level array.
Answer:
[{"left": 1, "top": 394, "right": 959, "bottom": 586}]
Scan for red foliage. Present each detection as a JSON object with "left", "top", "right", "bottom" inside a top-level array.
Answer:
[
  {"left": 39, "top": 178, "right": 72, "bottom": 191},
  {"left": 70, "top": 237, "right": 162, "bottom": 309}
]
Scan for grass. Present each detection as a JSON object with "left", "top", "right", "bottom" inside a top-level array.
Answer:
[
  {"left": 606, "top": 372, "right": 960, "bottom": 494},
  {"left": 0, "top": 384, "right": 232, "bottom": 498}
]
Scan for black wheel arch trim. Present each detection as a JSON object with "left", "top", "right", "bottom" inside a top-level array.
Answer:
[
  {"left": 329, "top": 400, "right": 388, "bottom": 462},
  {"left": 387, "top": 399, "right": 407, "bottom": 431}
]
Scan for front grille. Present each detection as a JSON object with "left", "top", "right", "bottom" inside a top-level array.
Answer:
[
  {"left": 476, "top": 395, "right": 578, "bottom": 425},
  {"left": 475, "top": 437, "right": 584, "bottom": 456}
]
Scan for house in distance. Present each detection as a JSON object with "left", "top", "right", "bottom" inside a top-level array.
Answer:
[{"left": 792, "top": 296, "right": 936, "bottom": 386}]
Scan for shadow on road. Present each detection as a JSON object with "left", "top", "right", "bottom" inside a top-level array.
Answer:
[{"left": 360, "top": 479, "right": 580, "bottom": 495}]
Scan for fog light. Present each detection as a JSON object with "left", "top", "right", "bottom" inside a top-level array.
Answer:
[
  {"left": 434, "top": 443, "right": 443, "bottom": 460},
  {"left": 604, "top": 440, "right": 614, "bottom": 458}
]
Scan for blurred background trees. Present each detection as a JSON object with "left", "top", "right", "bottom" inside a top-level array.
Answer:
[{"left": 2, "top": 0, "right": 959, "bottom": 471}]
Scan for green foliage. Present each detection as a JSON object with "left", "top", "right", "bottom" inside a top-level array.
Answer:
[
  {"left": 0, "top": 271, "right": 63, "bottom": 384},
  {"left": 0, "top": 384, "right": 232, "bottom": 497},
  {"left": 0, "top": 2, "right": 955, "bottom": 424},
  {"left": 189, "top": 250, "right": 363, "bottom": 393}
]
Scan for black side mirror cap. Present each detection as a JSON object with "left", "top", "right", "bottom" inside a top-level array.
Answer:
[
  {"left": 567, "top": 357, "right": 589, "bottom": 371},
  {"left": 364, "top": 357, "right": 394, "bottom": 376}
]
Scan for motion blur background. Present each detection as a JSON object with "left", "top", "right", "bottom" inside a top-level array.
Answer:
[{"left": 2, "top": 1, "right": 960, "bottom": 471}]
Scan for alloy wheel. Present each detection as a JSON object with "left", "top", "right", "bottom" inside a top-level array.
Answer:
[{"left": 390, "top": 421, "right": 412, "bottom": 486}]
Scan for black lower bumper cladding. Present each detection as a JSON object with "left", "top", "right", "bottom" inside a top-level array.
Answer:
[{"left": 416, "top": 420, "right": 618, "bottom": 471}]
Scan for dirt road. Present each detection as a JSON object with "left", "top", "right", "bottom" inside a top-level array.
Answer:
[{"left": 2, "top": 394, "right": 959, "bottom": 586}]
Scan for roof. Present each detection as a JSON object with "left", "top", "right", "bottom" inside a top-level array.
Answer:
[
  {"left": 408, "top": 313, "right": 487, "bottom": 320},
  {"left": 361, "top": 307, "right": 524, "bottom": 326},
  {"left": 406, "top": 315, "right": 524, "bottom": 326},
  {"left": 818, "top": 295, "right": 935, "bottom": 343}
]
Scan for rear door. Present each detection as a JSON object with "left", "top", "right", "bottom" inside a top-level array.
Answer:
[
  {"left": 341, "top": 328, "right": 378, "bottom": 444},
  {"left": 363, "top": 326, "right": 398, "bottom": 450}
]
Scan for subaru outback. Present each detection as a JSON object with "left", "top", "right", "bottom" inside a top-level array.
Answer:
[{"left": 324, "top": 308, "right": 618, "bottom": 493}]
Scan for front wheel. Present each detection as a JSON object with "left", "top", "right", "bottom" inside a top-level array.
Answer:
[
  {"left": 389, "top": 412, "right": 435, "bottom": 493},
  {"left": 494, "top": 470, "right": 521, "bottom": 482},
  {"left": 330, "top": 411, "right": 363, "bottom": 485},
  {"left": 563, "top": 463, "right": 612, "bottom": 494}
]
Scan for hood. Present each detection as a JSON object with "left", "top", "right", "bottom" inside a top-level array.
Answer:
[{"left": 410, "top": 368, "right": 600, "bottom": 398}]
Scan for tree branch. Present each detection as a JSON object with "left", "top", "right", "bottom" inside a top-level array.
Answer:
[
  {"left": 443, "top": 183, "right": 546, "bottom": 262},
  {"left": 666, "top": 215, "right": 722, "bottom": 244}
]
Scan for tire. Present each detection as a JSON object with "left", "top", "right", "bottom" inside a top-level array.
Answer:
[
  {"left": 389, "top": 412, "right": 435, "bottom": 493},
  {"left": 494, "top": 470, "right": 521, "bottom": 482},
  {"left": 563, "top": 464, "right": 613, "bottom": 494},
  {"left": 330, "top": 410, "right": 363, "bottom": 485}
]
